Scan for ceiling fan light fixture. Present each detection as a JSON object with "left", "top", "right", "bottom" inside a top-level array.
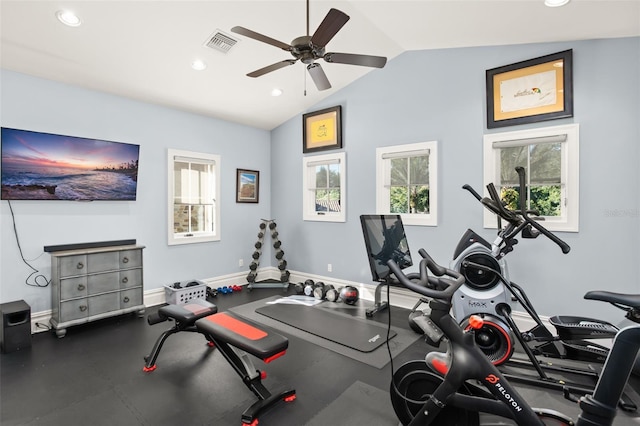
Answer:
[
  {"left": 191, "top": 59, "right": 207, "bottom": 71},
  {"left": 56, "top": 10, "right": 81, "bottom": 27},
  {"left": 544, "top": 0, "right": 570, "bottom": 7}
]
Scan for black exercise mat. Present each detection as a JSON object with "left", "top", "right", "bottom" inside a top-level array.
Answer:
[
  {"left": 228, "top": 296, "right": 420, "bottom": 368},
  {"left": 256, "top": 303, "right": 397, "bottom": 352}
]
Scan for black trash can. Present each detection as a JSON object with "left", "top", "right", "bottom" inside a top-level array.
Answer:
[{"left": 0, "top": 300, "right": 31, "bottom": 353}]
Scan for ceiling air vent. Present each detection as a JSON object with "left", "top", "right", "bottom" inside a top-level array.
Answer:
[{"left": 204, "top": 31, "right": 237, "bottom": 53}]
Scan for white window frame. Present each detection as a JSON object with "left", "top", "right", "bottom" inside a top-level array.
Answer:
[
  {"left": 376, "top": 141, "right": 438, "bottom": 226},
  {"left": 302, "top": 152, "right": 346, "bottom": 222},
  {"left": 483, "top": 123, "right": 579, "bottom": 232},
  {"left": 167, "top": 149, "right": 221, "bottom": 245}
]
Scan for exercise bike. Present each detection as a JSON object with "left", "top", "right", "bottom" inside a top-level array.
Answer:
[
  {"left": 388, "top": 248, "right": 640, "bottom": 426},
  {"left": 408, "top": 166, "right": 640, "bottom": 404}
]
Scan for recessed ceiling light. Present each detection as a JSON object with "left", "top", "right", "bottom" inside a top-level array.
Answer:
[
  {"left": 544, "top": 0, "right": 570, "bottom": 7},
  {"left": 271, "top": 88, "right": 283, "bottom": 97},
  {"left": 56, "top": 10, "right": 81, "bottom": 27},
  {"left": 191, "top": 59, "right": 207, "bottom": 71}
]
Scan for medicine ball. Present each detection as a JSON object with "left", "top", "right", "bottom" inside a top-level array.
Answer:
[{"left": 340, "top": 286, "right": 359, "bottom": 305}]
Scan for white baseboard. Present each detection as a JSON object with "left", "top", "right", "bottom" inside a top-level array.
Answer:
[{"left": 30, "top": 267, "right": 552, "bottom": 335}]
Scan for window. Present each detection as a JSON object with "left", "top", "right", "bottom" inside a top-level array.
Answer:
[
  {"left": 483, "top": 123, "right": 579, "bottom": 232},
  {"left": 376, "top": 141, "right": 438, "bottom": 226},
  {"left": 168, "top": 149, "right": 221, "bottom": 245},
  {"left": 302, "top": 152, "right": 346, "bottom": 222}
]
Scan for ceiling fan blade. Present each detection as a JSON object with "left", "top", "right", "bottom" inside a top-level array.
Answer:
[
  {"left": 231, "top": 26, "right": 292, "bottom": 51},
  {"left": 324, "top": 52, "right": 387, "bottom": 68},
  {"left": 307, "top": 63, "right": 331, "bottom": 91},
  {"left": 309, "top": 8, "right": 350, "bottom": 48},
  {"left": 247, "top": 60, "right": 298, "bottom": 78}
]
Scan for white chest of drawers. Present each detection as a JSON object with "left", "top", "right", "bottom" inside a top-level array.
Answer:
[{"left": 49, "top": 244, "right": 145, "bottom": 337}]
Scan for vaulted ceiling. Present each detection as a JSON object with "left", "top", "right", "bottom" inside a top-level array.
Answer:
[{"left": 1, "top": 1, "right": 639, "bottom": 130}]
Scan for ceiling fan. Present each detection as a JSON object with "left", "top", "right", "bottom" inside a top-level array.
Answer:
[{"left": 231, "top": 0, "right": 387, "bottom": 91}]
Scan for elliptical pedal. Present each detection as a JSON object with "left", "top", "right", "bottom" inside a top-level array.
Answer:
[{"left": 550, "top": 315, "right": 619, "bottom": 340}]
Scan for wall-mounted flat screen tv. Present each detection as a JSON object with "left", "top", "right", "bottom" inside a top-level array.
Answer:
[
  {"left": 1, "top": 127, "right": 140, "bottom": 201},
  {"left": 360, "top": 214, "right": 413, "bottom": 282}
]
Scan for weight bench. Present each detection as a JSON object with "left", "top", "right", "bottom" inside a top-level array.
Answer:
[{"left": 143, "top": 299, "right": 296, "bottom": 425}]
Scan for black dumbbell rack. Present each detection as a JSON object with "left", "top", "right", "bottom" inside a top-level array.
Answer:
[{"left": 246, "top": 219, "right": 290, "bottom": 290}]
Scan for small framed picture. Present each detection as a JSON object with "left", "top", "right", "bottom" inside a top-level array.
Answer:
[
  {"left": 303, "top": 105, "right": 342, "bottom": 153},
  {"left": 486, "top": 49, "right": 573, "bottom": 129},
  {"left": 236, "top": 169, "right": 259, "bottom": 203}
]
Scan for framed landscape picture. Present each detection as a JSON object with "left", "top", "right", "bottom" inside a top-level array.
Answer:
[{"left": 236, "top": 169, "right": 259, "bottom": 203}]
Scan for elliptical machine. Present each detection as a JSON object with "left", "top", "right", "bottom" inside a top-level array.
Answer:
[{"left": 413, "top": 166, "right": 639, "bottom": 406}]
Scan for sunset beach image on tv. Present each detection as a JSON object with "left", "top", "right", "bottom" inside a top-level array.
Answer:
[{"left": 1, "top": 127, "right": 140, "bottom": 201}]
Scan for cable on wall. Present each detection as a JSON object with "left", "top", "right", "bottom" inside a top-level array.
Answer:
[{"left": 7, "top": 200, "right": 50, "bottom": 287}]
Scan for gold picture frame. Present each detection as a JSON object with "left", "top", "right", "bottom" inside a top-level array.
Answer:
[
  {"left": 236, "top": 169, "right": 259, "bottom": 203},
  {"left": 302, "top": 105, "right": 342, "bottom": 153},
  {"left": 486, "top": 49, "right": 573, "bottom": 129}
]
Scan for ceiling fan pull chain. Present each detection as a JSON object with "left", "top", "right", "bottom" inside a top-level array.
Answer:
[{"left": 306, "top": 0, "right": 310, "bottom": 36}]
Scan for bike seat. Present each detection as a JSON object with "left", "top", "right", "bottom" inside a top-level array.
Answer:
[{"left": 584, "top": 291, "right": 640, "bottom": 308}]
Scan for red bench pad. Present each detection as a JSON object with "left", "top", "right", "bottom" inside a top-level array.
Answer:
[
  {"left": 195, "top": 311, "right": 288, "bottom": 360},
  {"left": 158, "top": 299, "right": 218, "bottom": 323}
]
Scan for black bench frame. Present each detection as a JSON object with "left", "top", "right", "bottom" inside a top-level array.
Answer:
[{"left": 143, "top": 301, "right": 296, "bottom": 425}]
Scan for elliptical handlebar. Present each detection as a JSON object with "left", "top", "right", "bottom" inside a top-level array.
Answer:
[
  {"left": 515, "top": 167, "right": 571, "bottom": 254},
  {"left": 463, "top": 167, "right": 571, "bottom": 254},
  {"left": 387, "top": 248, "right": 465, "bottom": 301}
]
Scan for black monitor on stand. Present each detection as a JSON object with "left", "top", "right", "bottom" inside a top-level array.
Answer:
[{"left": 360, "top": 214, "right": 413, "bottom": 317}]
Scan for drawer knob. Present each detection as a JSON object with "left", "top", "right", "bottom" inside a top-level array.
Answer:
[
  {"left": 122, "top": 277, "right": 128, "bottom": 284},
  {"left": 79, "top": 305, "right": 88, "bottom": 312},
  {"left": 123, "top": 257, "right": 129, "bottom": 264},
  {"left": 77, "top": 262, "right": 84, "bottom": 270},
  {"left": 77, "top": 284, "right": 86, "bottom": 291},
  {"left": 123, "top": 296, "right": 130, "bottom": 303}
]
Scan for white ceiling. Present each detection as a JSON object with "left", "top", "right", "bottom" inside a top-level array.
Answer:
[{"left": 1, "top": 1, "right": 639, "bottom": 130}]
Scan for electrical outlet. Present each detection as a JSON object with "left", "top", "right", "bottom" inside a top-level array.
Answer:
[
  {"left": 327, "top": 263, "right": 332, "bottom": 272},
  {"left": 239, "top": 259, "right": 244, "bottom": 267}
]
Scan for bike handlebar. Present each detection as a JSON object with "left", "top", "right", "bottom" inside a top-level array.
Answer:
[{"left": 387, "top": 248, "right": 465, "bottom": 301}]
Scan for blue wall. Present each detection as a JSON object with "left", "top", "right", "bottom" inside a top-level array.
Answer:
[
  {"left": 1, "top": 37, "right": 638, "bottom": 325},
  {"left": 1, "top": 70, "right": 272, "bottom": 312},
  {"left": 271, "top": 37, "right": 640, "bottom": 324}
]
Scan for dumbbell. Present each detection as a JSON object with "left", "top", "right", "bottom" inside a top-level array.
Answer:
[
  {"left": 294, "top": 282, "right": 305, "bottom": 294},
  {"left": 246, "top": 273, "right": 256, "bottom": 283},
  {"left": 269, "top": 222, "right": 277, "bottom": 230},
  {"left": 280, "top": 270, "right": 290, "bottom": 282},
  {"left": 259, "top": 222, "right": 267, "bottom": 230},
  {"left": 278, "top": 259, "right": 287, "bottom": 270},
  {"left": 326, "top": 286, "right": 342, "bottom": 302},
  {"left": 255, "top": 241, "right": 263, "bottom": 249},
  {"left": 231, "top": 285, "right": 242, "bottom": 292},
  {"left": 252, "top": 250, "right": 261, "bottom": 260},
  {"left": 303, "top": 279, "right": 316, "bottom": 296},
  {"left": 275, "top": 249, "right": 284, "bottom": 259},
  {"left": 271, "top": 231, "right": 279, "bottom": 239},
  {"left": 249, "top": 261, "right": 259, "bottom": 271},
  {"left": 313, "top": 283, "right": 335, "bottom": 300},
  {"left": 217, "top": 286, "right": 233, "bottom": 294},
  {"left": 273, "top": 240, "right": 282, "bottom": 249}
]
